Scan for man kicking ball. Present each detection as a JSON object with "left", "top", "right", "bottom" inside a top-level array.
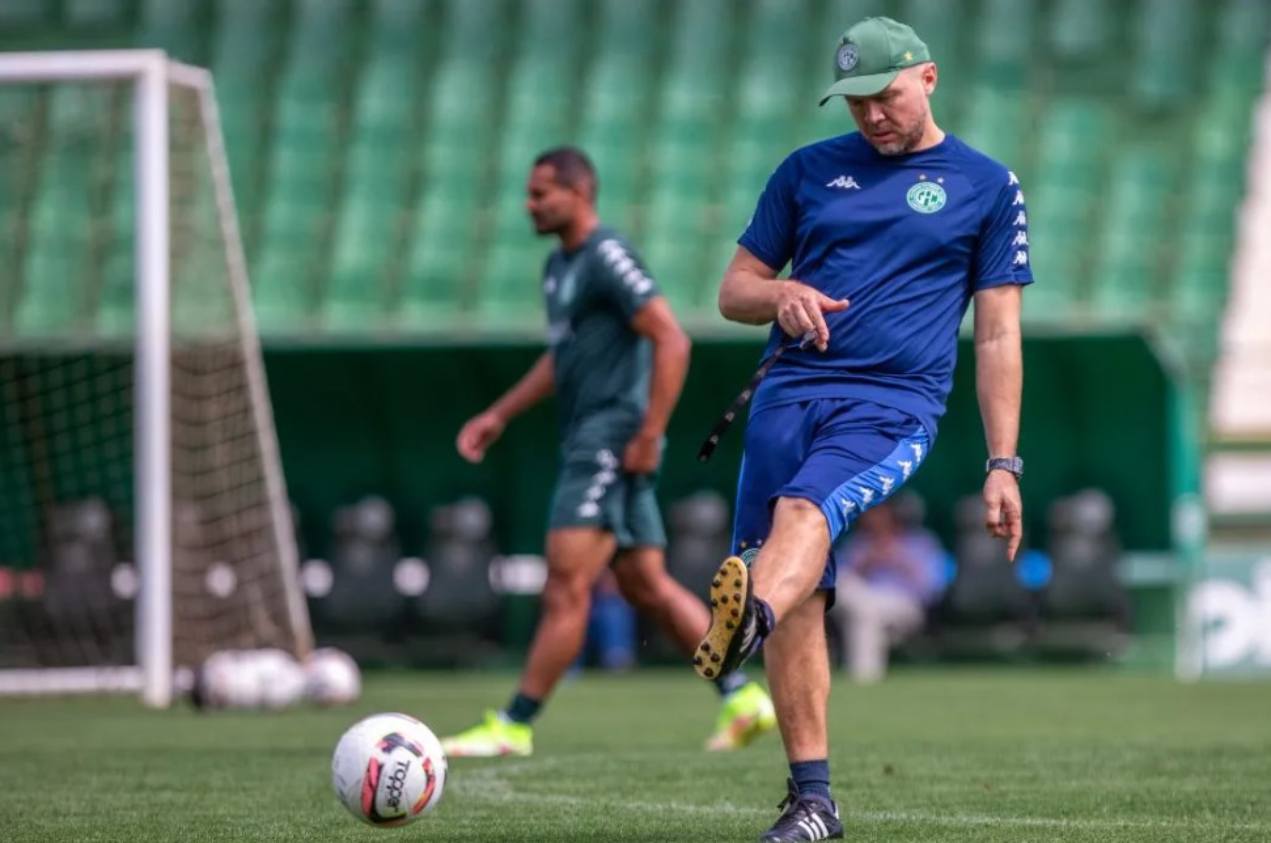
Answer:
[
  {"left": 695, "top": 18, "right": 1030, "bottom": 841},
  {"left": 443, "top": 147, "right": 775, "bottom": 757}
]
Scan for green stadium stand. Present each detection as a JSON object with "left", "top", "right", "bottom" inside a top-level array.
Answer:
[
  {"left": 15, "top": 86, "right": 115, "bottom": 336},
  {"left": 1214, "top": 0, "right": 1271, "bottom": 92},
  {"left": 713, "top": 0, "right": 813, "bottom": 281},
  {"left": 1131, "top": 0, "right": 1197, "bottom": 111},
  {"left": 97, "top": 143, "right": 133, "bottom": 337},
  {"left": 253, "top": 0, "right": 357, "bottom": 332},
  {"left": 1050, "top": 0, "right": 1111, "bottom": 63},
  {"left": 0, "top": 1, "right": 46, "bottom": 29},
  {"left": 0, "top": 0, "right": 1267, "bottom": 341},
  {"left": 325, "top": 0, "right": 432, "bottom": 331},
  {"left": 397, "top": 0, "right": 506, "bottom": 329},
  {"left": 958, "top": 87, "right": 1027, "bottom": 187},
  {"left": 136, "top": 0, "right": 205, "bottom": 65},
  {"left": 211, "top": 0, "right": 283, "bottom": 240},
  {"left": 478, "top": 0, "right": 584, "bottom": 318},
  {"left": 1023, "top": 100, "right": 1112, "bottom": 316},
  {"left": 900, "top": 0, "right": 966, "bottom": 124},
  {"left": 974, "top": 0, "right": 1038, "bottom": 89},
  {"left": 642, "top": 0, "right": 734, "bottom": 316},
  {"left": 63, "top": 0, "right": 128, "bottom": 28},
  {"left": 1089, "top": 148, "right": 1173, "bottom": 317},
  {"left": 576, "top": 0, "right": 659, "bottom": 232},
  {"left": 0, "top": 88, "right": 40, "bottom": 334}
]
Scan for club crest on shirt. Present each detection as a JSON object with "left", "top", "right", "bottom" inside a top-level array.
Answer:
[
  {"left": 906, "top": 180, "right": 947, "bottom": 214},
  {"left": 557, "top": 267, "right": 577, "bottom": 305}
]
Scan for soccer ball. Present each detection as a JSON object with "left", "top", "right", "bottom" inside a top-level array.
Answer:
[
  {"left": 331, "top": 713, "right": 447, "bottom": 827},
  {"left": 192, "top": 648, "right": 306, "bottom": 710},
  {"left": 304, "top": 647, "right": 361, "bottom": 706}
]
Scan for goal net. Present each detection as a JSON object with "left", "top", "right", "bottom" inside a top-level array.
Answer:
[{"left": 0, "top": 52, "right": 310, "bottom": 706}]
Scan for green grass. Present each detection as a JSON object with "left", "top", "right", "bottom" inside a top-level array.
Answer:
[{"left": 2, "top": 668, "right": 1270, "bottom": 841}]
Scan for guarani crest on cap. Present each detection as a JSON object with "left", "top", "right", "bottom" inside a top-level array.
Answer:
[
  {"left": 835, "top": 41, "right": 859, "bottom": 73},
  {"left": 906, "top": 180, "right": 947, "bottom": 213}
]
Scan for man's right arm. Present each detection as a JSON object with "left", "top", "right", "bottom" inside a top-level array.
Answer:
[
  {"left": 489, "top": 351, "right": 554, "bottom": 421},
  {"left": 456, "top": 352, "right": 554, "bottom": 463},
  {"left": 718, "top": 246, "right": 849, "bottom": 352}
]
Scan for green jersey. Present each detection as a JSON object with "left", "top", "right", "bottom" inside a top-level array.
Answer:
[{"left": 542, "top": 225, "right": 660, "bottom": 444}]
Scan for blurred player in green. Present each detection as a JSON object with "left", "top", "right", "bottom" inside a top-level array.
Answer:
[{"left": 441, "top": 147, "right": 775, "bottom": 757}]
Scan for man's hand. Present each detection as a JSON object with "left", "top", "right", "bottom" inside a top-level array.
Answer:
[
  {"left": 775, "top": 281, "right": 849, "bottom": 351},
  {"left": 456, "top": 410, "right": 506, "bottom": 464},
  {"left": 983, "top": 469, "right": 1023, "bottom": 561},
  {"left": 622, "top": 430, "right": 662, "bottom": 475}
]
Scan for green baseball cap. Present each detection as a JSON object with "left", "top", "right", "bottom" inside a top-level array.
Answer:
[{"left": 819, "top": 17, "right": 931, "bottom": 106}]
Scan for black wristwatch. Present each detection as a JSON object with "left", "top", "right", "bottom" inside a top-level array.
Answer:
[{"left": 986, "top": 456, "right": 1024, "bottom": 479}]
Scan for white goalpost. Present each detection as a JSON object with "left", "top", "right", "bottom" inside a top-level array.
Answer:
[{"left": 0, "top": 51, "right": 311, "bottom": 707}]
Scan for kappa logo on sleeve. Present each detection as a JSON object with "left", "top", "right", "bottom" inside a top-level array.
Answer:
[{"left": 598, "top": 239, "right": 654, "bottom": 295}]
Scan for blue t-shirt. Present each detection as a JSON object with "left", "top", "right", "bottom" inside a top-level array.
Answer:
[{"left": 738, "top": 131, "right": 1033, "bottom": 438}]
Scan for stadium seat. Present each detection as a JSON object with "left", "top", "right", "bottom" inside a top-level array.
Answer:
[
  {"left": 637, "top": 0, "right": 735, "bottom": 312},
  {"left": 1022, "top": 100, "right": 1112, "bottom": 310},
  {"left": 371, "top": 0, "right": 428, "bottom": 50},
  {"left": 252, "top": 0, "right": 357, "bottom": 330},
  {"left": 0, "top": 0, "right": 46, "bottom": 29},
  {"left": 1212, "top": 0, "right": 1271, "bottom": 92},
  {"left": 1090, "top": 150, "right": 1172, "bottom": 317},
  {"left": 64, "top": 0, "right": 128, "bottom": 28},
  {"left": 575, "top": 0, "right": 659, "bottom": 229},
  {"left": 477, "top": 0, "right": 584, "bottom": 316},
  {"left": 957, "top": 87, "right": 1026, "bottom": 171},
  {"left": 326, "top": 0, "right": 430, "bottom": 332},
  {"left": 1130, "top": 0, "right": 1198, "bottom": 110},
  {"left": 15, "top": 86, "right": 115, "bottom": 336},
  {"left": 973, "top": 0, "right": 1038, "bottom": 89},
  {"left": 0, "top": 90, "right": 38, "bottom": 318},
  {"left": 717, "top": 0, "right": 807, "bottom": 262},
  {"left": 643, "top": 183, "right": 713, "bottom": 315},
  {"left": 395, "top": 0, "right": 509, "bottom": 324},
  {"left": 899, "top": 0, "right": 964, "bottom": 121},
  {"left": 324, "top": 189, "right": 397, "bottom": 331},
  {"left": 97, "top": 143, "right": 134, "bottom": 336},
  {"left": 398, "top": 185, "right": 476, "bottom": 329},
  {"left": 1051, "top": 0, "right": 1111, "bottom": 61},
  {"left": 211, "top": 0, "right": 285, "bottom": 249},
  {"left": 137, "top": 0, "right": 205, "bottom": 64}
]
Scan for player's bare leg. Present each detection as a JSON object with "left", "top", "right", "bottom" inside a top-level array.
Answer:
[
  {"left": 695, "top": 497, "right": 830, "bottom": 680},
  {"left": 750, "top": 498, "right": 832, "bottom": 621},
  {"left": 759, "top": 589, "right": 841, "bottom": 841},
  {"left": 694, "top": 500, "right": 840, "bottom": 837},
  {"left": 764, "top": 591, "right": 830, "bottom": 763},
  {"left": 518, "top": 526, "right": 618, "bottom": 699},
  {"left": 612, "top": 546, "right": 708, "bottom": 652},
  {"left": 442, "top": 526, "right": 614, "bottom": 757}
]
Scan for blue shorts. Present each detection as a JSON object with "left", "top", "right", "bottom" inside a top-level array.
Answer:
[{"left": 731, "top": 398, "right": 932, "bottom": 598}]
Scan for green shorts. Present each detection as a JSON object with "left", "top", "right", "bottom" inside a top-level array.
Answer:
[{"left": 547, "top": 442, "right": 666, "bottom": 549}]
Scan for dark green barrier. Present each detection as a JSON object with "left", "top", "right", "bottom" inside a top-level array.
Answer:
[{"left": 265, "top": 331, "right": 1181, "bottom": 558}]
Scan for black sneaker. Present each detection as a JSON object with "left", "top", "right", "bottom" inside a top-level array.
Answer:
[
  {"left": 694, "top": 556, "right": 763, "bottom": 680},
  {"left": 759, "top": 779, "right": 844, "bottom": 842}
]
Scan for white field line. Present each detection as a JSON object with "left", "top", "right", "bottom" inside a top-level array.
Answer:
[{"left": 449, "top": 756, "right": 1271, "bottom": 834}]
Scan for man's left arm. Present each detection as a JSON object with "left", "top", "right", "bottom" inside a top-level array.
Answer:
[
  {"left": 625, "top": 297, "right": 692, "bottom": 474},
  {"left": 973, "top": 284, "right": 1024, "bottom": 561}
]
